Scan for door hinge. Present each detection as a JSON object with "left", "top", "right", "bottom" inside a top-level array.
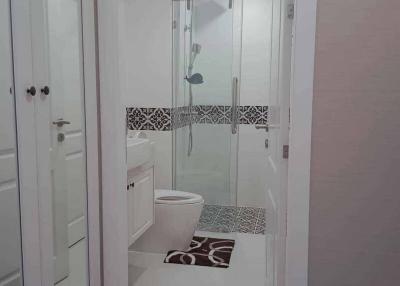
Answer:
[
  {"left": 283, "top": 145, "right": 289, "bottom": 159},
  {"left": 287, "top": 3, "right": 295, "bottom": 20}
]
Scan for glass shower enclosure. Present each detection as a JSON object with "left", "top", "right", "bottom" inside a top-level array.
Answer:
[{"left": 172, "top": 0, "right": 243, "bottom": 206}]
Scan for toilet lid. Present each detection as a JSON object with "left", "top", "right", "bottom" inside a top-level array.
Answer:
[{"left": 155, "top": 189, "right": 204, "bottom": 205}]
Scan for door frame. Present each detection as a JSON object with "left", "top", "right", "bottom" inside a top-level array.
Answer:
[
  {"left": 82, "top": 0, "right": 102, "bottom": 285},
  {"left": 96, "top": 0, "right": 130, "bottom": 285},
  {"left": 96, "top": 0, "right": 318, "bottom": 285},
  {"left": 285, "top": 0, "right": 317, "bottom": 286}
]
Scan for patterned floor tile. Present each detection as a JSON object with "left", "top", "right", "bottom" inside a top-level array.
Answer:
[{"left": 197, "top": 205, "right": 267, "bottom": 234}]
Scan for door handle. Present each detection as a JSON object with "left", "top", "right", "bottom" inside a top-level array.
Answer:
[
  {"left": 52, "top": 119, "right": 71, "bottom": 127},
  {"left": 255, "top": 124, "right": 280, "bottom": 132},
  {"left": 41, "top": 86, "right": 50, "bottom": 95},
  {"left": 26, "top": 86, "right": 36, "bottom": 96},
  {"left": 231, "top": 77, "right": 239, "bottom": 134},
  {"left": 57, "top": 133, "right": 65, "bottom": 142}
]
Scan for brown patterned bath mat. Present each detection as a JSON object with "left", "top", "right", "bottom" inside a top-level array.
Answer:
[{"left": 164, "top": 236, "right": 235, "bottom": 268}]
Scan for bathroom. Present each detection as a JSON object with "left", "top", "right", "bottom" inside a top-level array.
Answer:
[
  {"left": 123, "top": 0, "right": 283, "bottom": 284},
  {"left": 1, "top": 0, "right": 287, "bottom": 284},
  {"left": 119, "top": 0, "right": 292, "bottom": 285},
  {"left": 3, "top": 0, "right": 400, "bottom": 285}
]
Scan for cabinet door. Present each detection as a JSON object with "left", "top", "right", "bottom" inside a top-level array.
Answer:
[{"left": 128, "top": 168, "right": 155, "bottom": 246}]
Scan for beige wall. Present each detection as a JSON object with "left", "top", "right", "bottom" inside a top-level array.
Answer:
[{"left": 309, "top": 0, "right": 400, "bottom": 285}]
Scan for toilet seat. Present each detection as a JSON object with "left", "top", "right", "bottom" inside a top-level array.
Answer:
[{"left": 155, "top": 189, "right": 204, "bottom": 205}]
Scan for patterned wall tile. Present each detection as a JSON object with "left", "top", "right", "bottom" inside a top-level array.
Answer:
[
  {"left": 172, "top": 106, "right": 191, "bottom": 129},
  {"left": 127, "top": 107, "right": 148, "bottom": 130},
  {"left": 194, "top": 105, "right": 230, "bottom": 124},
  {"left": 148, "top": 108, "right": 171, "bottom": 131},
  {"left": 193, "top": 105, "right": 268, "bottom": 125},
  {"left": 127, "top": 105, "right": 268, "bottom": 131},
  {"left": 127, "top": 107, "right": 171, "bottom": 131},
  {"left": 239, "top": 106, "right": 268, "bottom": 125}
]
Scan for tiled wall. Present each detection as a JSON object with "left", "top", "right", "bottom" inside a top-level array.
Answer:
[
  {"left": 309, "top": 0, "right": 400, "bottom": 285},
  {"left": 124, "top": 0, "right": 272, "bottom": 208},
  {"left": 127, "top": 106, "right": 268, "bottom": 131},
  {"left": 121, "top": 0, "right": 173, "bottom": 189}
]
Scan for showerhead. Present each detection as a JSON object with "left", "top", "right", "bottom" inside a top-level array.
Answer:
[
  {"left": 192, "top": 43, "right": 202, "bottom": 54},
  {"left": 185, "top": 73, "right": 204, "bottom": 85}
]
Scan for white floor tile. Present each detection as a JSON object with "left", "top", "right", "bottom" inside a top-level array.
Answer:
[{"left": 129, "top": 232, "right": 271, "bottom": 286}]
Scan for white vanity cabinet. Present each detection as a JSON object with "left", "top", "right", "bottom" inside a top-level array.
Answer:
[{"left": 127, "top": 166, "right": 155, "bottom": 246}]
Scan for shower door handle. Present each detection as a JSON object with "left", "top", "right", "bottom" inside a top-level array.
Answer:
[
  {"left": 52, "top": 119, "right": 71, "bottom": 127},
  {"left": 231, "top": 77, "right": 239, "bottom": 134},
  {"left": 255, "top": 124, "right": 280, "bottom": 132}
]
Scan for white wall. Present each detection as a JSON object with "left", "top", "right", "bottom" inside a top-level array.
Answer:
[
  {"left": 309, "top": 0, "right": 400, "bottom": 285},
  {"left": 240, "top": 0, "right": 271, "bottom": 107},
  {"left": 122, "top": 0, "right": 172, "bottom": 108},
  {"left": 192, "top": 0, "right": 233, "bottom": 106},
  {"left": 237, "top": 0, "right": 272, "bottom": 208},
  {"left": 175, "top": 125, "right": 232, "bottom": 206},
  {"left": 122, "top": 0, "right": 173, "bottom": 189}
]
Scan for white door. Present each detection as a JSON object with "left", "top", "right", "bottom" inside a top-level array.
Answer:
[
  {"left": 37, "top": 0, "right": 89, "bottom": 285},
  {"left": 266, "top": 0, "right": 293, "bottom": 285},
  {"left": 8, "top": 0, "right": 91, "bottom": 285},
  {"left": 47, "top": 0, "right": 87, "bottom": 282}
]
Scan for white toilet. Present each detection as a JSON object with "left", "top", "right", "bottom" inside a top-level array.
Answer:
[{"left": 131, "top": 189, "right": 204, "bottom": 253}]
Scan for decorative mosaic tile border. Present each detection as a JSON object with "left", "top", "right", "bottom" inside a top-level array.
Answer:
[
  {"left": 127, "top": 105, "right": 268, "bottom": 131},
  {"left": 197, "top": 205, "right": 269, "bottom": 235},
  {"left": 127, "top": 107, "right": 172, "bottom": 131},
  {"left": 193, "top": 105, "right": 268, "bottom": 125},
  {"left": 172, "top": 106, "right": 191, "bottom": 129}
]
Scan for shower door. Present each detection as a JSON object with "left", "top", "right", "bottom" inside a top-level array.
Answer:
[{"left": 173, "top": 0, "right": 243, "bottom": 206}]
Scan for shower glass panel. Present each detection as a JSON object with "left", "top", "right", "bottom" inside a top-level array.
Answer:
[
  {"left": 0, "top": 0, "right": 23, "bottom": 285},
  {"left": 173, "top": 0, "right": 242, "bottom": 206}
]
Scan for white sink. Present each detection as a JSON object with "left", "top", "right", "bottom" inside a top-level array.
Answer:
[{"left": 127, "top": 137, "right": 154, "bottom": 170}]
